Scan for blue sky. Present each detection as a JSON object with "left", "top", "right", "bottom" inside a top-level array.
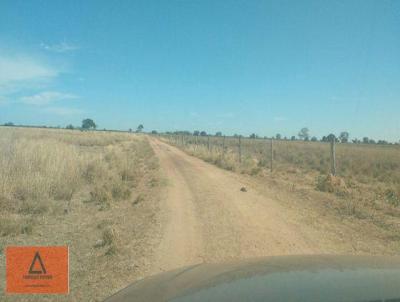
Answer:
[{"left": 0, "top": 0, "right": 399, "bottom": 141}]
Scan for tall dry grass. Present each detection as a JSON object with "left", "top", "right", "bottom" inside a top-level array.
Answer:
[
  {"left": 167, "top": 135, "right": 400, "bottom": 183},
  {"left": 0, "top": 127, "right": 148, "bottom": 234},
  {"left": 0, "top": 127, "right": 162, "bottom": 301},
  {"left": 165, "top": 135, "right": 400, "bottom": 201},
  {"left": 1, "top": 129, "right": 81, "bottom": 211}
]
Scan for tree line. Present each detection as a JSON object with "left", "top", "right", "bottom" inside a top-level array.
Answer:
[
  {"left": 164, "top": 127, "right": 396, "bottom": 145},
  {"left": 2, "top": 120, "right": 397, "bottom": 145}
]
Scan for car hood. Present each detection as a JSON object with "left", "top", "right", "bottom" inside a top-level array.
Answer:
[{"left": 104, "top": 255, "right": 400, "bottom": 302}]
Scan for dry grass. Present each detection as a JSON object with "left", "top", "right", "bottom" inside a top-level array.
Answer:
[
  {"left": 0, "top": 128, "right": 142, "bottom": 223},
  {"left": 165, "top": 134, "right": 400, "bottom": 236},
  {"left": 167, "top": 135, "right": 400, "bottom": 188},
  {"left": 168, "top": 135, "right": 400, "bottom": 183},
  {"left": 0, "top": 127, "right": 162, "bottom": 301}
]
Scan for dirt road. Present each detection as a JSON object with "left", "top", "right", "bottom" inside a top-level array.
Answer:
[{"left": 149, "top": 139, "right": 326, "bottom": 274}]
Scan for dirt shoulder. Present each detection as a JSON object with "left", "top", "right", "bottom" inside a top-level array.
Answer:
[{"left": 148, "top": 138, "right": 396, "bottom": 276}]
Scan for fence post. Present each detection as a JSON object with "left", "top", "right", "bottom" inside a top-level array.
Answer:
[
  {"left": 238, "top": 136, "right": 242, "bottom": 163},
  {"left": 330, "top": 137, "right": 336, "bottom": 176},
  {"left": 222, "top": 135, "right": 226, "bottom": 157},
  {"left": 207, "top": 135, "right": 210, "bottom": 151},
  {"left": 270, "top": 138, "right": 274, "bottom": 172}
]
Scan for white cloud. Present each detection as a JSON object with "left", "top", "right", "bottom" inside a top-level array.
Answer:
[
  {"left": 40, "top": 42, "right": 79, "bottom": 53},
  {"left": 44, "top": 106, "right": 83, "bottom": 116},
  {"left": 0, "top": 55, "right": 57, "bottom": 89},
  {"left": 0, "top": 51, "right": 83, "bottom": 116},
  {"left": 20, "top": 91, "right": 78, "bottom": 106}
]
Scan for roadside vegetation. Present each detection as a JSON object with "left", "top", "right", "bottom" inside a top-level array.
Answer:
[
  {"left": 0, "top": 127, "right": 162, "bottom": 301},
  {"left": 164, "top": 134, "right": 400, "bottom": 186},
  {"left": 162, "top": 132, "right": 400, "bottom": 245}
]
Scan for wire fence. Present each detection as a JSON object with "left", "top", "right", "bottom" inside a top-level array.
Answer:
[{"left": 158, "top": 134, "right": 400, "bottom": 187}]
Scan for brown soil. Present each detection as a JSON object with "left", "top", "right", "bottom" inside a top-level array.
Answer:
[{"left": 147, "top": 138, "right": 396, "bottom": 275}]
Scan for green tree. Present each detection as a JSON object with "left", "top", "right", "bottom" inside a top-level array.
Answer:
[
  {"left": 298, "top": 127, "right": 309, "bottom": 140},
  {"left": 136, "top": 124, "right": 144, "bottom": 132},
  {"left": 66, "top": 124, "right": 74, "bottom": 130},
  {"left": 82, "top": 118, "right": 96, "bottom": 130},
  {"left": 339, "top": 131, "right": 350, "bottom": 143},
  {"left": 322, "top": 134, "right": 338, "bottom": 142},
  {"left": 327, "top": 134, "right": 338, "bottom": 142}
]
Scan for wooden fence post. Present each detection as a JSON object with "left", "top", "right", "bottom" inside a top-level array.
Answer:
[
  {"left": 222, "top": 135, "right": 226, "bottom": 157},
  {"left": 270, "top": 138, "right": 274, "bottom": 172},
  {"left": 330, "top": 137, "right": 336, "bottom": 176},
  {"left": 238, "top": 136, "right": 242, "bottom": 163}
]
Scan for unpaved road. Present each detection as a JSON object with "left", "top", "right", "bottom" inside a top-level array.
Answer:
[{"left": 149, "top": 139, "right": 325, "bottom": 274}]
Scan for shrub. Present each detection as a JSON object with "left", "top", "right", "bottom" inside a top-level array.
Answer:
[
  {"left": 385, "top": 189, "right": 400, "bottom": 207},
  {"left": 89, "top": 185, "right": 111, "bottom": 205},
  {"left": 0, "top": 217, "right": 33, "bottom": 236},
  {"left": 316, "top": 174, "right": 347, "bottom": 194},
  {"left": 102, "top": 227, "right": 116, "bottom": 246},
  {"left": 111, "top": 183, "right": 131, "bottom": 200}
]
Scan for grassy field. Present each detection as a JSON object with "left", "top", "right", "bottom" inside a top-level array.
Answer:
[
  {"left": 2, "top": 128, "right": 400, "bottom": 300},
  {"left": 0, "top": 127, "right": 162, "bottom": 301},
  {"left": 163, "top": 134, "right": 400, "bottom": 232},
  {"left": 167, "top": 135, "right": 400, "bottom": 185}
]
